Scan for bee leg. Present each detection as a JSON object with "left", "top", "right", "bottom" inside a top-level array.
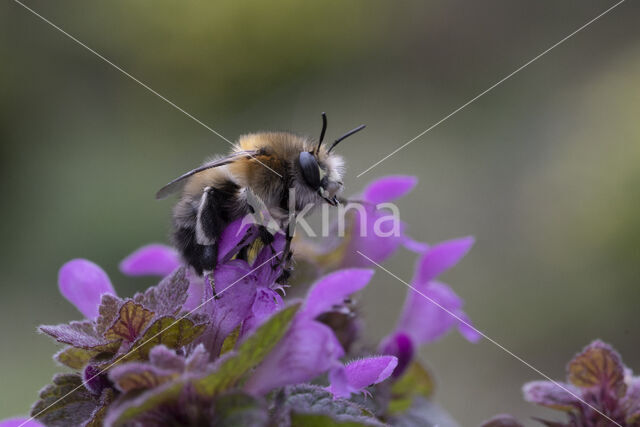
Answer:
[
  {"left": 204, "top": 273, "right": 220, "bottom": 301},
  {"left": 275, "top": 219, "right": 295, "bottom": 284}
]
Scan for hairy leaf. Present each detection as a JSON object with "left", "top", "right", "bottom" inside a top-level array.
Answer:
[
  {"left": 567, "top": 340, "right": 626, "bottom": 397},
  {"left": 30, "top": 373, "right": 98, "bottom": 427},
  {"left": 95, "top": 294, "right": 124, "bottom": 335},
  {"left": 212, "top": 392, "right": 269, "bottom": 427},
  {"left": 104, "top": 301, "right": 154, "bottom": 343},
  {"left": 54, "top": 341, "right": 121, "bottom": 370},
  {"left": 40, "top": 321, "right": 104, "bottom": 349},
  {"left": 283, "top": 385, "right": 384, "bottom": 426},
  {"left": 121, "top": 316, "right": 207, "bottom": 362},
  {"left": 290, "top": 413, "right": 384, "bottom": 427},
  {"left": 133, "top": 266, "right": 190, "bottom": 316}
]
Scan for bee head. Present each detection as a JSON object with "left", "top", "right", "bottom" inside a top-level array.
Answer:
[{"left": 296, "top": 113, "right": 365, "bottom": 206}]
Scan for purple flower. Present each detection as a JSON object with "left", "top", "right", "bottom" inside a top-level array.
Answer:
[
  {"left": 244, "top": 269, "right": 375, "bottom": 395},
  {"left": 522, "top": 340, "right": 640, "bottom": 426},
  {"left": 0, "top": 418, "right": 44, "bottom": 427},
  {"left": 119, "top": 244, "right": 180, "bottom": 277},
  {"left": 58, "top": 259, "right": 116, "bottom": 319},
  {"left": 327, "top": 356, "right": 398, "bottom": 399},
  {"left": 339, "top": 175, "right": 429, "bottom": 267},
  {"left": 380, "top": 237, "right": 480, "bottom": 377},
  {"left": 296, "top": 175, "right": 428, "bottom": 272}
]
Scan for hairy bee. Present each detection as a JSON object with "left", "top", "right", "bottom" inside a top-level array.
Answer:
[{"left": 156, "top": 113, "right": 365, "bottom": 276}]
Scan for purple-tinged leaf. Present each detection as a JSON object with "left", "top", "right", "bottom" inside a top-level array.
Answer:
[
  {"left": 480, "top": 414, "right": 524, "bottom": 427},
  {"left": 119, "top": 244, "right": 180, "bottom": 277},
  {"left": 567, "top": 340, "right": 627, "bottom": 397},
  {"left": 122, "top": 316, "right": 207, "bottom": 362},
  {"left": 132, "top": 266, "right": 190, "bottom": 316},
  {"left": 148, "top": 345, "right": 185, "bottom": 371},
  {"left": 95, "top": 294, "right": 123, "bottom": 336},
  {"left": 522, "top": 381, "right": 580, "bottom": 411},
  {"left": 104, "top": 301, "right": 154, "bottom": 343},
  {"left": 58, "top": 259, "right": 115, "bottom": 320},
  {"left": 30, "top": 374, "right": 99, "bottom": 427},
  {"left": 40, "top": 321, "right": 106, "bottom": 349},
  {"left": 83, "top": 365, "right": 110, "bottom": 397},
  {"left": 109, "top": 362, "right": 178, "bottom": 393}
]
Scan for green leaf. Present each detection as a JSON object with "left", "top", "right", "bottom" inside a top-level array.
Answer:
[
  {"left": 121, "top": 316, "right": 207, "bottom": 362},
  {"left": 388, "top": 361, "right": 434, "bottom": 414},
  {"left": 31, "top": 374, "right": 98, "bottom": 427},
  {"left": 212, "top": 392, "right": 269, "bottom": 426},
  {"left": 194, "top": 302, "right": 300, "bottom": 396},
  {"left": 109, "top": 304, "right": 300, "bottom": 425},
  {"left": 290, "top": 413, "right": 383, "bottom": 427},
  {"left": 84, "top": 388, "right": 115, "bottom": 427},
  {"left": 54, "top": 341, "right": 122, "bottom": 370},
  {"left": 109, "top": 381, "right": 184, "bottom": 425},
  {"left": 387, "top": 396, "right": 458, "bottom": 427},
  {"left": 283, "top": 385, "right": 384, "bottom": 426}
]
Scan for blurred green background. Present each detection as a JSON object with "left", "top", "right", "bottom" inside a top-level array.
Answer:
[{"left": 2, "top": 1, "right": 639, "bottom": 425}]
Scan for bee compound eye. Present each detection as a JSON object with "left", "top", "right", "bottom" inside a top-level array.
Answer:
[{"left": 298, "top": 151, "right": 321, "bottom": 190}]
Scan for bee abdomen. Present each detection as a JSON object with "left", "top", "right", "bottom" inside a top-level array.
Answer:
[{"left": 172, "top": 179, "right": 250, "bottom": 275}]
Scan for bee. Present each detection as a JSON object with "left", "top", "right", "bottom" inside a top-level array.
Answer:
[{"left": 156, "top": 113, "right": 365, "bottom": 276}]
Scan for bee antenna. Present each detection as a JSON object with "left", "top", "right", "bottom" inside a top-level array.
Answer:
[
  {"left": 315, "top": 112, "right": 327, "bottom": 154},
  {"left": 327, "top": 124, "right": 366, "bottom": 153}
]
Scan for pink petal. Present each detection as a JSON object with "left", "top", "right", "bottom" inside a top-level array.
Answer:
[
  {"left": 339, "top": 210, "right": 406, "bottom": 267},
  {"left": 328, "top": 356, "right": 398, "bottom": 398},
  {"left": 456, "top": 310, "right": 482, "bottom": 343},
  {"left": 362, "top": 175, "right": 417, "bottom": 205},
  {"left": 302, "top": 269, "right": 374, "bottom": 319},
  {"left": 58, "top": 259, "right": 115, "bottom": 319},
  {"left": 119, "top": 244, "right": 180, "bottom": 277},
  {"left": 0, "top": 419, "right": 45, "bottom": 427},
  {"left": 345, "top": 356, "right": 398, "bottom": 390},
  {"left": 397, "top": 281, "right": 477, "bottom": 345},
  {"left": 245, "top": 318, "right": 344, "bottom": 395},
  {"left": 415, "top": 236, "right": 474, "bottom": 284}
]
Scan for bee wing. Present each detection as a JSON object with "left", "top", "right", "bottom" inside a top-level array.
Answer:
[{"left": 155, "top": 150, "right": 260, "bottom": 199}]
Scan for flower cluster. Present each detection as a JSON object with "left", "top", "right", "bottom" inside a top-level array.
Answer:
[
  {"left": 482, "top": 340, "right": 640, "bottom": 427},
  {"left": 3, "top": 176, "right": 480, "bottom": 427}
]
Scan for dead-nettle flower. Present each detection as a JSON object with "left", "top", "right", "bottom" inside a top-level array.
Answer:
[
  {"left": 482, "top": 340, "right": 640, "bottom": 427},
  {"left": 295, "top": 175, "right": 428, "bottom": 272},
  {"left": 236, "top": 175, "right": 414, "bottom": 241},
  {"left": 380, "top": 236, "right": 481, "bottom": 377},
  {"left": 5, "top": 175, "right": 484, "bottom": 426}
]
